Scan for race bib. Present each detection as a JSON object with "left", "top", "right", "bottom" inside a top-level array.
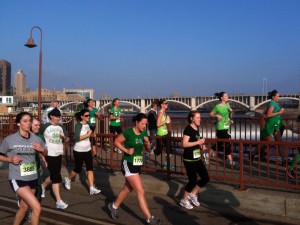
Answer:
[
  {"left": 193, "top": 149, "right": 201, "bottom": 159},
  {"left": 133, "top": 156, "right": 143, "bottom": 166},
  {"left": 20, "top": 162, "right": 37, "bottom": 176},
  {"left": 90, "top": 117, "right": 96, "bottom": 123},
  {"left": 116, "top": 119, "right": 120, "bottom": 123}
]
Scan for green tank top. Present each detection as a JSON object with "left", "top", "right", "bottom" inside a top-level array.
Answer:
[{"left": 156, "top": 110, "right": 168, "bottom": 136}]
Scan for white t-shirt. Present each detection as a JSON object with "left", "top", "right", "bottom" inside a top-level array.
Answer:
[
  {"left": 40, "top": 123, "right": 66, "bottom": 156},
  {"left": 74, "top": 123, "right": 91, "bottom": 152}
]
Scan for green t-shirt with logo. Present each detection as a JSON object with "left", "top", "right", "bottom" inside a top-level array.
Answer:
[
  {"left": 122, "top": 128, "right": 147, "bottom": 165},
  {"left": 212, "top": 103, "right": 231, "bottom": 130},
  {"left": 110, "top": 107, "right": 122, "bottom": 127}
]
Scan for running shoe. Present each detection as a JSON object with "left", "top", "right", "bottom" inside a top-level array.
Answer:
[
  {"left": 148, "top": 216, "right": 161, "bottom": 225},
  {"left": 90, "top": 186, "right": 101, "bottom": 195},
  {"left": 162, "top": 163, "right": 175, "bottom": 169},
  {"left": 150, "top": 148, "right": 155, "bottom": 155},
  {"left": 203, "top": 152, "right": 209, "bottom": 164},
  {"left": 64, "top": 177, "right": 71, "bottom": 190},
  {"left": 108, "top": 202, "right": 118, "bottom": 220},
  {"left": 226, "top": 159, "right": 240, "bottom": 169},
  {"left": 286, "top": 167, "right": 296, "bottom": 179},
  {"left": 179, "top": 199, "right": 193, "bottom": 209},
  {"left": 41, "top": 188, "right": 46, "bottom": 198},
  {"left": 188, "top": 194, "right": 200, "bottom": 207},
  {"left": 56, "top": 200, "right": 68, "bottom": 209},
  {"left": 114, "top": 147, "right": 122, "bottom": 154},
  {"left": 232, "top": 161, "right": 240, "bottom": 169}
]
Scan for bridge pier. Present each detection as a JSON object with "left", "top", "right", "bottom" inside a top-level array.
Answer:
[
  {"left": 249, "top": 96, "right": 255, "bottom": 111},
  {"left": 191, "top": 97, "right": 196, "bottom": 110},
  {"left": 140, "top": 99, "right": 146, "bottom": 113}
]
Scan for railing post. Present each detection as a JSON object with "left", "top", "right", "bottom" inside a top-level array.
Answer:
[
  {"left": 238, "top": 141, "right": 247, "bottom": 191},
  {"left": 110, "top": 135, "right": 115, "bottom": 172},
  {"left": 9, "top": 114, "right": 14, "bottom": 131},
  {"left": 166, "top": 135, "right": 171, "bottom": 181}
]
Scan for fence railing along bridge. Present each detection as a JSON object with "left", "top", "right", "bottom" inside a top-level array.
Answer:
[{"left": 0, "top": 114, "right": 299, "bottom": 191}]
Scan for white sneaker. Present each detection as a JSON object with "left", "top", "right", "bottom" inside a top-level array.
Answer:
[
  {"left": 90, "top": 186, "right": 101, "bottom": 195},
  {"left": 188, "top": 194, "right": 200, "bottom": 207},
  {"left": 41, "top": 188, "right": 46, "bottom": 198},
  {"left": 203, "top": 152, "right": 209, "bottom": 164},
  {"left": 180, "top": 199, "right": 193, "bottom": 209},
  {"left": 114, "top": 147, "right": 122, "bottom": 153},
  {"left": 64, "top": 177, "right": 71, "bottom": 190},
  {"left": 56, "top": 200, "right": 68, "bottom": 209}
]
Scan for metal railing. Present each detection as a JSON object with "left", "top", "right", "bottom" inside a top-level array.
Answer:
[
  {"left": 60, "top": 133, "right": 300, "bottom": 190},
  {"left": 1, "top": 114, "right": 299, "bottom": 190}
]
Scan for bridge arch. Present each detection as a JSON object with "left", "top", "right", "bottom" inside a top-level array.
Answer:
[
  {"left": 100, "top": 101, "right": 141, "bottom": 111},
  {"left": 144, "top": 99, "right": 191, "bottom": 111},
  {"left": 196, "top": 99, "right": 250, "bottom": 110},
  {"left": 59, "top": 101, "right": 83, "bottom": 109},
  {"left": 253, "top": 97, "right": 299, "bottom": 110}
]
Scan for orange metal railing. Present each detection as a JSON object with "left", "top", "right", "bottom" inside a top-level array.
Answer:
[{"left": 1, "top": 114, "right": 299, "bottom": 190}]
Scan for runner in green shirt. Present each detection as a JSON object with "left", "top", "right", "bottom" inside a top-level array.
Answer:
[
  {"left": 109, "top": 98, "right": 123, "bottom": 134},
  {"left": 109, "top": 98, "right": 123, "bottom": 153},
  {"left": 259, "top": 90, "right": 286, "bottom": 165},
  {"left": 85, "top": 99, "right": 103, "bottom": 158},
  {"left": 210, "top": 92, "right": 239, "bottom": 168},
  {"left": 108, "top": 113, "right": 161, "bottom": 225}
]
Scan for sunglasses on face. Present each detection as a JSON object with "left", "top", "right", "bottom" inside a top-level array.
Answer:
[{"left": 83, "top": 114, "right": 90, "bottom": 117}]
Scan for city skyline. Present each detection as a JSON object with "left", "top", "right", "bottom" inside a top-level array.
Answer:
[{"left": 1, "top": 0, "right": 300, "bottom": 98}]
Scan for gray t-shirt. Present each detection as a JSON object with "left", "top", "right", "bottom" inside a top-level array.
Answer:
[{"left": 0, "top": 132, "right": 45, "bottom": 181}]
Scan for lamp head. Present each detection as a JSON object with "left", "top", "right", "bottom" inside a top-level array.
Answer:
[{"left": 24, "top": 38, "right": 37, "bottom": 48}]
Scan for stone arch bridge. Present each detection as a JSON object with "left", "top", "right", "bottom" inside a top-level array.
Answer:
[{"left": 81, "top": 94, "right": 299, "bottom": 113}]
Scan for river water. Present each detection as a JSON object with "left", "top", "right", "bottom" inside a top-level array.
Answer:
[{"left": 123, "top": 110, "right": 299, "bottom": 143}]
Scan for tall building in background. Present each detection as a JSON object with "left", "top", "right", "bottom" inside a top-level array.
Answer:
[
  {"left": 14, "top": 70, "right": 27, "bottom": 96},
  {"left": 0, "top": 60, "right": 12, "bottom": 96}
]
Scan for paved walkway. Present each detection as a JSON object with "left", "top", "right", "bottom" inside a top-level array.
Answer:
[{"left": 0, "top": 163, "right": 299, "bottom": 225}]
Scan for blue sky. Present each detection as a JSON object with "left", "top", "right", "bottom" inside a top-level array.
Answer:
[{"left": 1, "top": 0, "right": 300, "bottom": 99}]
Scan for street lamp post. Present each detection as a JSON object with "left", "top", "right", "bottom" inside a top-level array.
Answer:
[{"left": 24, "top": 26, "right": 43, "bottom": 120}]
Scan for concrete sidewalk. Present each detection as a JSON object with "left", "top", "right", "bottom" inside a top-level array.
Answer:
[
  {"left": 69, "top": 163, "right": 300, "bottom": 220},
  {"left": 0, "top": 162, "right": 299, "bottom": 224}
]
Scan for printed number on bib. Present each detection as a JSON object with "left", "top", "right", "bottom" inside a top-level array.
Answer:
[
  {"left": 193, "top": 149, "right": 201, "bottom": 159},
  {"left": 90, "top": 118, "right": 96, "bottom": 123},
  {"left": 116, "top": 119, "right": 120, "bottom": 123},
  {"left": 20, "top": 162, "right": 37, "bottom": 176},
  {"left": 133, "top": 156, "right": 143, "bottom": 166}
]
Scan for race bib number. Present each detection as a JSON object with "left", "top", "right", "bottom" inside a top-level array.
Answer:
[
  {"left": 193, "top": 149, "right": 201, "bottom": 159},
  {"left": 133, "top": 156, "right": 143, "bottom": 166},
  {"left": 116, "top": 119, "right": 120, "bottom": 123},
  {"left": 20, "top": 162, "right": 37, "bottom": 176},
  {"left": 90, "top": 117, "right": 96, "bottom": 123}
]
